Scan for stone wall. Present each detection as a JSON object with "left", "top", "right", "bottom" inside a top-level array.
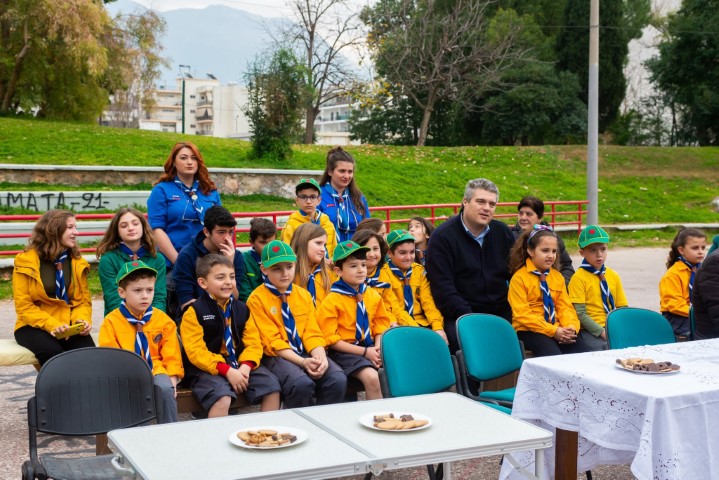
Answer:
[{"left": 0, "top": 164, "right": 324, "bottom": 199}]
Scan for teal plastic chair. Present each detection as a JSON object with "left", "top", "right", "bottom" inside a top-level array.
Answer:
[
  {"left": 456, "top": 314, "right": 523, "bottom": 407},
  {"left": 606, "top": 307, "right": 676, "bottom": 349},
  {"left": 379, "top": 326, "right": 460, "bottom": 398}
]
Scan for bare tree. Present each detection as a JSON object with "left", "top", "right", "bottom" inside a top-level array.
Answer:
[
  {"left": 364, "top": 0, "right": 528, "bottom": 146},
  {"left": 279, "top": 0, "right": 364, "bottom": 144}
]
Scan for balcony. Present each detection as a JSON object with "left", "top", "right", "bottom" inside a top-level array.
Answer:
[
  {"left": 196, "top": 99, "right": 212, "bottom": 107},
  {"left": 195, "top": 110, "right": 213, "bottom": 122}
]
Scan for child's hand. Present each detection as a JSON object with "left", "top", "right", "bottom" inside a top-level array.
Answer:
[
  {"left": 434, "top": 329, "right": 449, "bottom": 345},
  {"left": 365, "top": 346, "right": 382, "bottom": 368},
  {"left": 239, "top": 363, "right": 251, "bottom": 380},
  {"left": 218, "top": 238, "right": 236, "bottom": 260},
  {"left": 226, "top": 368, "right": 248, "bottom": 393},
  {"left": 170, "top": 376, "right": 179, "bottom": 398},
  {"left": 303, "top": 357, "right": 325, "bottom": 379},
  {"left": 51, "top": 324, "right": 70, "bottom": 339},
  {"left": 554, "top": 327, "right": 577, "bottom": 344},
  {"left": 79, "top": 320, "right": 92, "bottom": 335}
]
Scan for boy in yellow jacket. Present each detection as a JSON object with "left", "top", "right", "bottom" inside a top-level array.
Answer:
[
  {"left": 281, "top": 178, "right": 338, "bottom": 258},
  {"left": 99, "top": 260, "right": 183, "bottom": 423},
  {"left": 383, "top": 229, "right": 447, "bottom": 343}
]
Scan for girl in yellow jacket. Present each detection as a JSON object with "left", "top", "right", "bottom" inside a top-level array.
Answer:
[
  {"left": 508, "top": 225, "right": 591, "bottom": 357},
  {"left": 13, "top": 210, "right": 95, "bottom": 365},
  {"left": 290, "top": 223, "right": 335, "bottom": 307}
]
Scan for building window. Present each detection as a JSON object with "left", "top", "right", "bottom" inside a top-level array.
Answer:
[
  {"left": 190, "top": 95, "right": 196, "bottom": 99},
  {"left": 190, "top": 124, "right": 196, "bottom": 128},
  {"left": 190, "top": 110, "right": 195, "bottom": 113}
]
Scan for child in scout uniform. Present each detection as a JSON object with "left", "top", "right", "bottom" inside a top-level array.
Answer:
[
  {"left": 316, "top": 240, "right": 392, "bottom": 400},
  {"left": 508, "top": 225, "right": 591, "bottom": 357},
  {"left": 180, "top": 254, "right": 281, "bottom": 417},
  {"left": 659, "top": 228, "right": 707, "bottom": 336},
  {"left": 245, "top": 240, "right": 347, "bottom": 408},
  {"left": 290, "top": 223, "right": 335, "bottom": 307},
  {"left": 281, "top": 178, "right": 338, "bottom": 258},
  {"left": 352, "top": 229, "right": 405, "bottom": 327},
  {"left": 568, "top": 225, "right": 628, "bottom": 351},
  {"left": 239, "top": 217, "right": 276, "bottom": 301},
  {"left": 99, "top": 260, "right": 183, "bottom": 423},
  {"left": 383, "top": 229, "right": 447, "bottom": 343}
]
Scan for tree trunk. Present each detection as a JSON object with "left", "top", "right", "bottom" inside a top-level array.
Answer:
[
  {"left": 417, "top": 102, "right": 435, "bottom": 147},
  {"left": 304, "top": 106, "right": 316, "bottom": 144},
  {"left": 1, "top": 19, "right": 30, "bottom": 113}
]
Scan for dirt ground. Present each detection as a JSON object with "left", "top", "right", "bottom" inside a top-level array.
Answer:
[{"left": 0, "top": 247, "right": 665, "bottom": 479}]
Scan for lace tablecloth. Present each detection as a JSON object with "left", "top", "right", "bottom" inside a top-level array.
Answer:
[{"left": 500, "top": 339, "right": 719, "bottom": 480}]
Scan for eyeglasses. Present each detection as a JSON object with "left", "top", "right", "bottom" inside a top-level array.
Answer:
[{"left": 297, "top": 195, "right": 319, "bottom": 201}]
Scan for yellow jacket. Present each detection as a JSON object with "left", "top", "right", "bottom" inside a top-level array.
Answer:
[
  {"left": 659, "top": 261, "right": 691, "bottom": 316},
  {"left": 382, "top": 262, "right": 444, "bottom": 330},
  {"left": 294, "top": 268, "right": 336, "bottom": 307},
  {"left": 246, "top": 285, "right": 326, "bottom": 356},
  {"left": 281, "top": 210, "right": 338, "bottom": 258},
  {"left": 100, "top": 308, "right": 184, "bottom": 378},
  {"left": 509, "top": 259, "right": 579, "bottom": 337},
  {"left": 367, "top": 267, "right": 414, "bottom": 326},
  {"left": 13, "top": 249, "right": 92, "bottom": 333},
  {"left": 568, "top": 267, "right": 628, "bottom": 328},
  {"left": 180, "top": 298, "right": 263, "bottom": 374},
  {"left": 316, "top": 287, "right": 391, "bottom": 346}
]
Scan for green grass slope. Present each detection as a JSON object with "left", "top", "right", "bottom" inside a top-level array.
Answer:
[{"left": 1, "top": 117, "right": 718, "bottom": 224}]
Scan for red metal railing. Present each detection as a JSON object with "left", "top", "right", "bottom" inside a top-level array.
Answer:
[{"left": 0, "top": 200, "right": 587, "bottom": 257}]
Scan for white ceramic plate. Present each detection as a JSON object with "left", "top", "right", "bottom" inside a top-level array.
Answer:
[
  {"left": 229, "top": 426, "right": 308, "bottom": 449},
  {"left": 359, "top": 412, "right": 433, "bottom": 432},
  {"left": 614, "top": 363, "right": 680, "bottom": 374}
]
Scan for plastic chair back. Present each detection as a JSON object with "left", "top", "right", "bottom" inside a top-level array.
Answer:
[
  {"left": 380, "top": 327, "right": 459, "bottom": 398},
  {"left": 457, "top": 314, "right": 523, "bottom": 381},
  {"left": 606, "top": 308, "right": 676, "bottom": 349},
  {"left": 32, "top": 347, "right": 157, "bottom": 436}
]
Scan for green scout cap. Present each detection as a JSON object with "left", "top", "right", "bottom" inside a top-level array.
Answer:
[
  {"left": 333, "top": 240, "right": 370, "bottom": 263},
  {"left": 578, "top": 225, "right": 610, "bottom": 248},
  {"left": 386, "top": 229, "right": 416, "bottom": 248},
  {"left": 115, "top": 260, "right": 157, "bottom": 285},
  {"left": 295, "top": 178, "right": 321, "bottom": 194},
  {"left": 262, "top": 240, "right": 297, "bottom": 267}
]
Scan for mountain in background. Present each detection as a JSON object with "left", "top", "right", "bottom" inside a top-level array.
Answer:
[{"left": 106, "top": 0, "right": 284, "bottom": 86}]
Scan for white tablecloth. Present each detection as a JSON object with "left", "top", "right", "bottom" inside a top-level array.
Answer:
[{"left": 500, "top": 339, "right": 719, "bottom": 480}]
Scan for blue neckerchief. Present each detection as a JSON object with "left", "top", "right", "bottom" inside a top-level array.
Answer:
[
  {"left": 120, "top": 301, "right": 153, "bottom": 369},
  {"left": 119, "top": 242, "right": 148, "bottom": 261},
  {"left": 530, "top": 269, "right": 556, "bottom": 324},
  {"left": 387, "top": 259, "right": 414, "bottom": 317},
  {"left": 299, "top": 209, "right": 323, "bottom": 226},
  {"left": 263, "top": 281, "right": 304, "bottom": 355},
  {"left": 330, "top": 279, "right": 373, "bottom": 347},
  {"left": 579, "top": 260, "right": 616, "bottom": 314},
  {"left": 212, "top": 295, "right": 238, "bottom": 369},
  {"left": 174, "top": 176, "right": 205, "bottom": 224},
  {"left": 365, "top": 267, "right": 390, "bottom": 289},
  {"left": 678, "top": 256, "right": 701, "bottom": 303},
  {"left": 54, "top": 250, "right": 70, "bottom": 304},
  {"left": 306, "top": 264, "right": 323, "bottom": 306}
]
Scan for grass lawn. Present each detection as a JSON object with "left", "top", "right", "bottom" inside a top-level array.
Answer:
[{"left": 1, "top": 117, "right": 719, "bottom": 299}]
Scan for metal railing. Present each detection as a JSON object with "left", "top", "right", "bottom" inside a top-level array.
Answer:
[{"left": 0, "top": 200, "right": 587, "bottom": 257}]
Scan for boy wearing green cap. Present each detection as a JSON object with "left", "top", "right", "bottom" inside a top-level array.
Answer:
[
  {"left": 245, "top": 240, "right": 347, "bottom": 407},
  {"left": 99, "top": 260, "right": 183, "bottom": 423},
  {"left": 316, "top": 240, "right": 392, "bottom": 400},
  {"left": 281, "top": 178, "right": 338, "bottom": 258},
  {"left": 383, "top": 229, "right": 447, "bottom": 343},
  {"left": 568, "top": 225, "right": 628, "bottom": 350}
]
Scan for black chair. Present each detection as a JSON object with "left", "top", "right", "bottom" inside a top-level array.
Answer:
[{"left": 23, "top": 347, "right": 160, "bottom": 480}]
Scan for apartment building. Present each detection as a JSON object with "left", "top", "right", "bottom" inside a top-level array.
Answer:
[{"left": 314, "top": 95, "right": 360, "bottom": 146}]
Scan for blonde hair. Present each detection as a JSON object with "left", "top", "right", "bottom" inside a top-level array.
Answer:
[
  {"left": 26, "top": 210, "right": 81, "bottom": 261},
  {"left": 290, "top": 223, "right": 331, "bottom": 295}
]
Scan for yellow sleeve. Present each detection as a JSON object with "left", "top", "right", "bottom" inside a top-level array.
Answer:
[
  {"left": 416, "top": 267, "right": 444, "bottom": 330},
  {"left": 296, "top": 293, "right": 327, "bottom": 352},
  {"left": 551, "top": 272, "right": 580, "bottom": 331},
  {"left": 385, "top": 265, "right": 419, "bottom": 327},
  {"left": 98, "top": 314, "right": 122, "bottom": 348},
  {"left": 659, "top": 265, "right": 690, "bottom": 316},
  {"left": 610, "top": 270, "right": 629, "bottom": 308},
  {"left": 509, "top": 270, "right": 558, "bottom": 338},
  {"left": 568, "top": 271, "right": 589, "bottom": 305},
  {"left": 12, "top": 265, "right": 63, "bottom": 332},
  {"left": 280, "top": 217, "right": 297, "bottom": 244},
  {"left": 239, "top": 317, "right": 264, "bottom": 366},
  {"left": 179, "top": 306, "right": 224, "bottom": 375},
  {"left": 156, "top": 315, "right": 184, "bottom": 378},
  {"left": 246, "top": 291, "right": 293, "bottom": 356},
  {"left": 69, "top": 258, "right": 93, "bottom": 327},
  {"left": 367, "top": 289, "right": 391, "bottom": 336},
  {"left": 316, "top": 294, "right": 343, "bottom": 346}
]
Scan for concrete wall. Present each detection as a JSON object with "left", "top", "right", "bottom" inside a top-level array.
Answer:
[{"left": 0, "top": 164, "right": 324, "bottom": 199}]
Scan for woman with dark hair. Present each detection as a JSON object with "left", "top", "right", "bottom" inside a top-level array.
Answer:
[
  {"left": 147, "top": 142, "right": 221, "bottom": 317},
  {"left": 511, "top": 196, "right": 575, "bottom": 286},
  {"left": 13, "top": 210, "right": 95, "bottom": 365},
  {"left": 318, "top": 147, "right": 369, "bottom": 242}
]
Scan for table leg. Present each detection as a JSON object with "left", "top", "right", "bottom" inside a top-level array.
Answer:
[
  {"left": 443, "top": 462, "right": 452, "bottom": 480},
  {"left": 555, "top": 428, "right": 578, "bottom": 480},
  {"left": 535, "top": 448, "right": 546, "bottom": 480}
]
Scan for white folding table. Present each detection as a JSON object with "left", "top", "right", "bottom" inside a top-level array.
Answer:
[{"left": 109, "top": 392, "right": 552, "bottom": 480}]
